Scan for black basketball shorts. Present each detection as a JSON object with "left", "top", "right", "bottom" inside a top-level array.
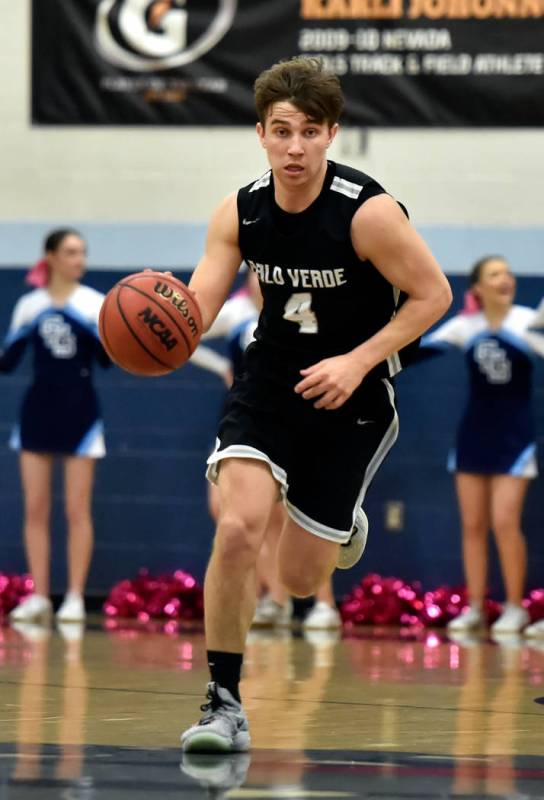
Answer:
[{"left": 206, "top": 374, "right": 399, "bottom": 544}]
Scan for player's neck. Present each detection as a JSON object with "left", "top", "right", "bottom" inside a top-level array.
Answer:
[{"left": 273, "top": 161, "right": 328, "bottom": 213}]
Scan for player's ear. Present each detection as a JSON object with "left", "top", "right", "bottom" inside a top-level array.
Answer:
[
  {"left": 256, "top": 122, "right": 266, "bottom": 147},
  {"left": 328, "top": 123, "right": 339, "bottom": 146}
]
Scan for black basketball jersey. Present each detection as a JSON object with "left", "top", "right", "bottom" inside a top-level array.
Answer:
[{"left": 237, "top": 160, "right": 419, "bottom": 386}]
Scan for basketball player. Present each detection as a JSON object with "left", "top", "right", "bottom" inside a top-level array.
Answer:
[
  {"left": 0, "top": 229, "right": 110, "bottom": 625},
  {"left": 181, "top": 56, "right": 452, "bottom": 752},
  {"left": 192, "top": 272, "right": 341, "bottom": 631},
  {"left": 419, "top": 256, "right": 544, "bottom": 635}
]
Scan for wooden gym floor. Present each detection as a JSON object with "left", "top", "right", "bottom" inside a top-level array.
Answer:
[{"left": 0, "top": 619, "right": 543, "bottom": 799}]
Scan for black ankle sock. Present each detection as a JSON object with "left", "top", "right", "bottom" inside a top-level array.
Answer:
[{"left": 207, "top": 650, "right": 243, "bottom": 702}]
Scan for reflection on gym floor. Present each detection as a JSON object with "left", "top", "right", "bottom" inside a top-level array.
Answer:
[{"left": 0, "top": 620, "right": 543, "bottom": 798}]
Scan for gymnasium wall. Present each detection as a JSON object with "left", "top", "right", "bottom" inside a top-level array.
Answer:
[
  {"left": 1, "top": 269, "right": 543, "bottom": 598},
  {"left": 0, "top": 2, "right": 543, "bottom": 598},
  {"left": 2, "top": 4, "right": 544, "bottom": 236}
]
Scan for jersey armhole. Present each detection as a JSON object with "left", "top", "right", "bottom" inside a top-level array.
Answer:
[{"left": 357, "top": 182, "right": 409, "bottom": 220}]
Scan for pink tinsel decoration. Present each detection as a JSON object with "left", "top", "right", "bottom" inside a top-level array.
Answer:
[
  {"left": 340, "top": 573, "right": 424, "bottom": 628},
  {"left": 0, "top": 573, "right": 34, "bottom": 616},
  {"left": 340, "top": 575, "right": 520, "bottom": 628},
  {"left": 524, "top": 588, "right": 544, "bottom": 621},
  {"left": 103, "top": 569, "right": 203, "bottom": 622}
]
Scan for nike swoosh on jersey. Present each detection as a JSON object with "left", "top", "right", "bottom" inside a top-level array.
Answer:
[
  {"left": 356, "top": 419, "right": 374, "bottom": 425},
  {"left": 242, "top": 218, "right": 259, "bottom": 225}
]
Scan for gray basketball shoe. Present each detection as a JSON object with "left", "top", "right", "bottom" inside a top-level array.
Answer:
[
  {"left": 336, "top": 508, "right": 368, "bottom": 570},
  {"left": 181, "top": 682, "right": 251, "bottom": 753}
]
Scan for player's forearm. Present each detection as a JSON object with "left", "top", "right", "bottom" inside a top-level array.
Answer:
[
  {"left": 350, "top": 286, "right": 452, "bottom": 374},
  {"left": 188, "top": 259, "right": 240, "bottom": 333},
  {"left": 188, "top": 279, "right": 229, "bottom": 333}
]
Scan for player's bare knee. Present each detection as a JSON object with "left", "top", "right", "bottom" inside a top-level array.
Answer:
[
  {"left": 214, "top": 512, "right": 263, "bottom": 568},
  {"left": 278, "top": 563, "right": 323, "bottom": 599}
]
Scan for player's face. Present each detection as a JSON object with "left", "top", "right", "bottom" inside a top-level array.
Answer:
[
  {"left": 48, "top": 235, "right": 87, "bottom": 283},
  {"left": 475, "top": 258, "right": 515, "bottom": 307},
  {"left": 256, "top": 102, "right": 337, "bottom": 190}
]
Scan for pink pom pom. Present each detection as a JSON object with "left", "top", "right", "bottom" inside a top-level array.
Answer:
[
  {"left": 103, "top": 570, "right": 204, "bottom": 624},
  {"left": 340, "top": 574, "right": 424, "bottom": 627},
  {"left": 0, "top": 573, "right": 34, "bottom": 616}
]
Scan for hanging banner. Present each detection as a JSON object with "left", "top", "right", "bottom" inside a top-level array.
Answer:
[{"left": 32, "top": 0, "right": 544, "bottom": 126}]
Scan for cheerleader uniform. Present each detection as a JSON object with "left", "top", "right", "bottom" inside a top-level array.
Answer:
[
  {"left": 421, "top": 305, "right": 544, "bottom": 477},
  {"left": 0, "top": 285, "right": 110, "bottom": 457},
  {"left": 190, "top": 287, "right": 258, "bottom": 381}
]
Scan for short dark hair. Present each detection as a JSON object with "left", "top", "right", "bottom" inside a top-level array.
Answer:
[
  {"left": 254, "top": 56, "right": 344, "bottom": 127},
  {"left": 469, "top": 254, "right": 506, "bottom": 286},
  {"left": 44, "top": 228, "right": 84, "bottom": 254}
]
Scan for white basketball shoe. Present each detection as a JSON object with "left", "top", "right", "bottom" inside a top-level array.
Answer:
[{"left": 336, "top": 509, "right": 368, "bottom": 570}]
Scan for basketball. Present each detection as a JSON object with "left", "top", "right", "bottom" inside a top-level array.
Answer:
[{"left": 98, "top": 271, "right": 202, "bottom": 376}]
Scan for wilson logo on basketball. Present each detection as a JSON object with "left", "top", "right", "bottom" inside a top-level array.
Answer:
[
  {"left": 138, "top": 307, "right": 178, "bottom": 351},
  {"left": 153, "top": 282, "right": 199, "bottom": 337}
]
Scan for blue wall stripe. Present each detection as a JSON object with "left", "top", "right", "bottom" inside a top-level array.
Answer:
[{"left": 1, "top": 222, "right": 544, "bottom": 275}]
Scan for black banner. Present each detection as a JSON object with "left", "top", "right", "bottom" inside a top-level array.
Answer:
[{"left": 32, "top": 0, "right": 544, "bottom": 126}]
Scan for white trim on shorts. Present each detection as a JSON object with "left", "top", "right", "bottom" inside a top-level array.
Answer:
[
  {"left": 285, "top": 501, "right": 349, "bottom": 543},
  {"left": 206, "top": 378, "right": 399, "bottom": 546},
  {"left": 206, "top": 441, "right": 288, "bottom": 497},
  {"left": 352, "top": 378, "right": 399, "bottom": 526}
]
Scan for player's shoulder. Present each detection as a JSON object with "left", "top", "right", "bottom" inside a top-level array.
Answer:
[
  {"left": 329, "top": 161, "right": 384, "bottom": 198},
  {"left": 328, "top": 161, "right": 407, "bottom": 220},
  {"left": 239, "top": 170, "right": 272, "bottom": 197}
]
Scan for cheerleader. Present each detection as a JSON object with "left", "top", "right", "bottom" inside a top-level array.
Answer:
[
  {"left": 420, "top": 256, "right": 544, "bottom": 634},
  {"left": 0, "top": 229, "right": 110, "bottom": 624}
]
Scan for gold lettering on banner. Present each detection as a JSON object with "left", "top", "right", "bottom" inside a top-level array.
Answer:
[
  {"left": 301, "top": 0, "right": 544, "bottom": 17},
  {"left": 408, "top": 0, "right": 543, "bottom": 16},
  {"left": 301, "top": 0, "right": 403, "bottom": 19}
]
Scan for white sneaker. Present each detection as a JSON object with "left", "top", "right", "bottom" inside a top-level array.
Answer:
[
  {"left": 447, "top": 606, "right": 485, "bottom": 632},
  {"left": 10, "top": 594, "right": 52, "bottom": 624},
  {"left": 524, "top": 619, "right": 544, "bottom": 638},
  {"left": 56, "top": 592, "right": 86, "bottom": 623},
  {"left": 303, "top": 601, "right": 341, "bottom": 630},
  {"left": 491, "top": 603, "right": 530, "bottom": 634},
  {"left": 337, "top": 509, "right": 368, "bottom": 570},
  {"left": 251, "top": 595, "right": 293, "bottom": 628}
]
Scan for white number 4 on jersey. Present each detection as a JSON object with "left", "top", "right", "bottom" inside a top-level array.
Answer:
[{"left": 283, "top": 292, "right": 318, "bottom": 334}]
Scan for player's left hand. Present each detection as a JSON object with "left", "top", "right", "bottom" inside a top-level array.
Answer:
[{"left": 294, "top": 354, "right": 367, "bottom": 410}]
